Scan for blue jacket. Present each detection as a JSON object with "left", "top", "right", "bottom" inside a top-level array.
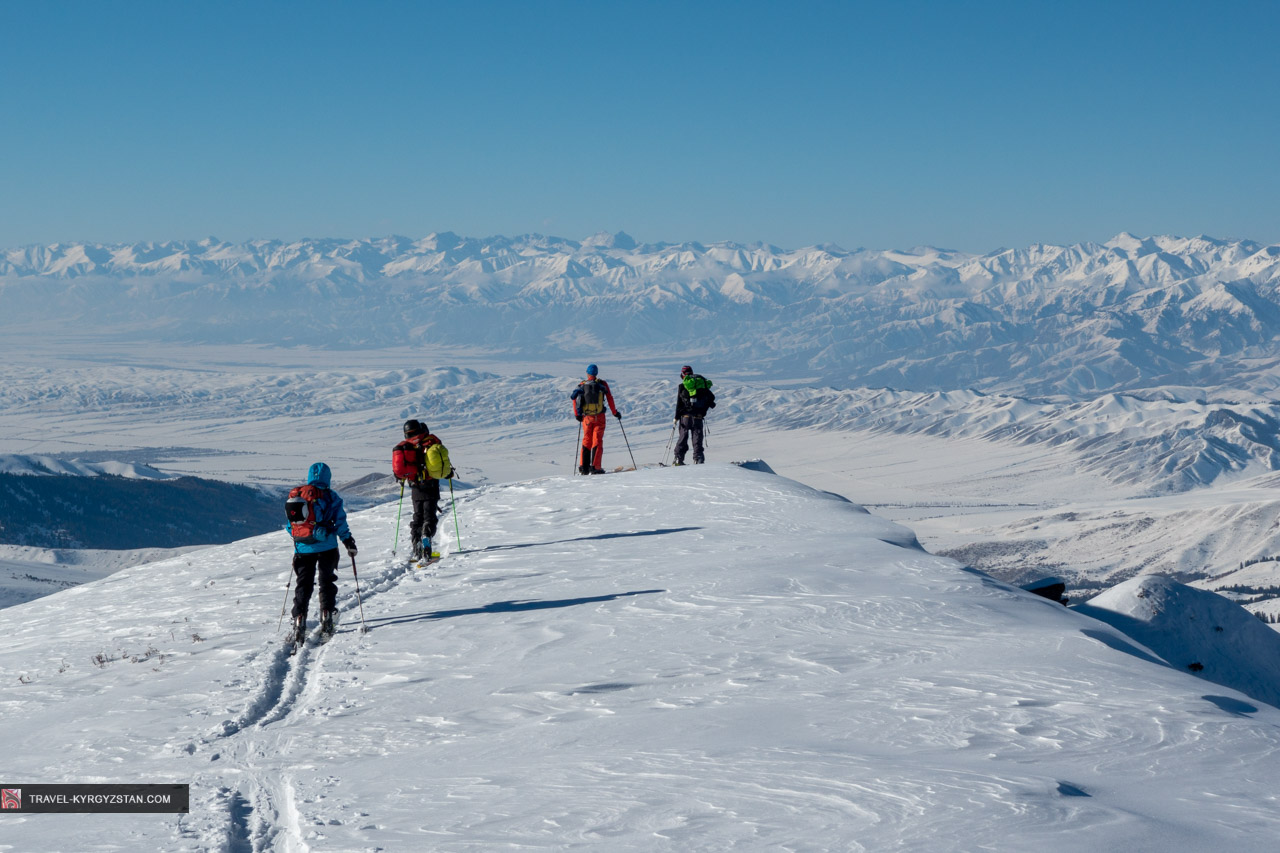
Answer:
[{"left": 294, "top": 462, "right": 352, "bottom": 554}]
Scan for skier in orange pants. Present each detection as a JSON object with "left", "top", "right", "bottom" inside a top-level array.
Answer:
[{"left": 570, "top": 363, "right": 621, "bottom": 474}]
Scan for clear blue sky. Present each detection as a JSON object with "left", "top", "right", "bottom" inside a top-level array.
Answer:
[{"left": 2, "top": 0, "right": 1277, "bottom": 252}]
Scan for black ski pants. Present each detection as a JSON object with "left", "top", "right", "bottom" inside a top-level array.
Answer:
[
  {"left": 674, "top": 415, "right": 705, "bottom": 463},
  {"left": 292, "top": 548, "right": 339, "bottom": 621},
  {"left": 409, "top": 478, "right": 441, "bottom": 544}
]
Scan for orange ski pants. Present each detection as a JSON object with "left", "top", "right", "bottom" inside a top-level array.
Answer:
[{"left": 581, "top": 412, "right": 608, "bottom": 468}]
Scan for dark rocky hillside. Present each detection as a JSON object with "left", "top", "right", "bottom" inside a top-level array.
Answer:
[{"left": 0, "top": 473, "right": 282, "bottom": 549}]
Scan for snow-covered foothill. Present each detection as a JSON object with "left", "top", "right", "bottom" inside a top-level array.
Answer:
[
  {"left": 0, "top": 454, "right": 175, "bottom": 479},
  {"left": 2, "top": 465, "right": 1280, "bottom": 851},
  {"left": 1074, "top": 574, "right": 1280, "bottom": 709}
]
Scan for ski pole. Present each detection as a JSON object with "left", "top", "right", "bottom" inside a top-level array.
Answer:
[
  {"left": 277, "top": 567, "right": 294, "bottom": 632},
  {"left": 663, "top": 419, "right": 677, "bottom": 466},
  {"left": 449, "top": 477, "right": 463, "bottom": 552},
  {"left": 616, "top": 415, "right": 637, "bottom": 470},
  {"left": 391, "top": 480, "right": 405, "bottom": 557},
  {"left": 350, "top": 554, "right": 368, "bottom": 634},
  {"left": 572, "top": 419, "right": 583, "bottom": 475}
]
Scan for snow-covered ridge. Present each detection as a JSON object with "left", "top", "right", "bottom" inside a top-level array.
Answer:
[
  {"left": 0, "top": 454, "right": 174, "bottom": 479},
  {"left": 733, "top": 387, "right": 1280, "bottom": 494},
  {"left": 4, "top": 464, "right": 1280, "bottom": 851},
  {"left": 5, "top": 231, "right": 1280, "bottom": 396}
]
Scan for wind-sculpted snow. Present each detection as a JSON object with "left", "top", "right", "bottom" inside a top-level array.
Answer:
[
  {"left": 3, "top": 465, "right": 1280, "bottom": 851},
  {"left": 5, "top": 231, "right": 1280, "bottom": 396}
]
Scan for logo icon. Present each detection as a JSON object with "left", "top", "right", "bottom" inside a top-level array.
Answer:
[{"left": 1, "top": 789, "right": 20, "bottom": 810}]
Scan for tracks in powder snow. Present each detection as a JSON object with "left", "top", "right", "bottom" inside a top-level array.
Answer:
[
  {"left": 177, "top": 485, "right": 498, "bottom": 851},
  {"left": 187, "top": 544, "right": 468, "bottom": 852}
]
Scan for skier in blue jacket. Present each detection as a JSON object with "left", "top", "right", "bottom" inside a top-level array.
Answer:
[{"left": 290, "top": 462, "right": 356, "bottom": 643}]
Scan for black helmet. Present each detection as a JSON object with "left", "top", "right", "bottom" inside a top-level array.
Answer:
[
  {"left": 403, "top": 419, "right": 427, "bottom": 438},
  {"left": 681, "top": 365, "right": 693, "bottom": 377}
]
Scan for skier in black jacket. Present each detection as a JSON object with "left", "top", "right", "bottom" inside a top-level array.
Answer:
[{"left": 673, "top": 365, "right": 715, "bottom": 465}]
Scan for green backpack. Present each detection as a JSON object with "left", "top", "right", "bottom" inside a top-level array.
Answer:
[{"left": 682, "top": 375, "right": 712, "bottom": 395}]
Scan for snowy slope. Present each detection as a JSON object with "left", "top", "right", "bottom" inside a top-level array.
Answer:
[
  {"left": 3, "top": 465, "right": 1280, "bottom": 851},
  {"left": 4, "top": 231, "right": 1280, "bottom": 397}
]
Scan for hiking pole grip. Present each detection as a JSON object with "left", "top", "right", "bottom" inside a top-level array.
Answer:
[{"left": 351, "top": 554, "right": 368, "bottom": 633}]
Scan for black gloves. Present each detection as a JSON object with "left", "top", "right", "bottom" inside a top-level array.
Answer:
[
  {"left": 575, "top": 414, "right": 584, "bottom": 422},
  {"left": 342, "top": 537, "right": 357, "bottom": 557},
  {"left": 614, "top": 412, "right": 622, "bottom": 420}
]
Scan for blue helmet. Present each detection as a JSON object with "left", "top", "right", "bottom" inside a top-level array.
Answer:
[{"left": 586, "top": 363, "right": 598, "bottom": 376}]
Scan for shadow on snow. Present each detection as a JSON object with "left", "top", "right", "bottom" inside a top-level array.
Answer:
[
  {"left": 467, "top": 527, "right": 703, "bottom": 553},
  {"left": 365, "top": 589, "right": 666, "bottom": 630}
]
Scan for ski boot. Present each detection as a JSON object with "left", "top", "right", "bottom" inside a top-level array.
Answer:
[
  {"left": 320, "top": 611, "right": 335, "bottom": 636},
  {"left": 288, "top": 616, "right": 306, "bottom": 652}
]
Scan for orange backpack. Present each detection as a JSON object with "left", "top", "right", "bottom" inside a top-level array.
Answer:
[{"left": 285, "top": 484, "right": 325, "bottom": 543}]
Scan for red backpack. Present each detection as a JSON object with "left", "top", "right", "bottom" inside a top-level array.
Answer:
[
  {"left": 392, "top": 436, "right": 440, "bottom": 481},
  {"left": 285, "top": 484, "right": 325, "bottom": 543},
  {"left": 392, "top": 439, "right": 424, "bottom": 481}
]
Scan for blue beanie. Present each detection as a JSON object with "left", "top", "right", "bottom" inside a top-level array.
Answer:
[
  {"left": 307, "top": 462, "right": 332, "bottom": 488},
  {"left": 586, "top": 363, "right": 598, "bottom": 376}
]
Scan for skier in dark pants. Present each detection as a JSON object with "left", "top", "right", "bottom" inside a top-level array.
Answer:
[
  {"left": 393, "top": 419, "right": 454, "bottom": 560},
  {"left": 673, "top": 365, "right": 716, "bottom": 465},
  {"left": 289, "top": 462, "right": 356, "bottom": 643}
]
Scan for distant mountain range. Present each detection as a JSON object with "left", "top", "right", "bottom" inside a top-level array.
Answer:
[{"left": 5, "top": 231, "right": 1280, "bottom": 398}]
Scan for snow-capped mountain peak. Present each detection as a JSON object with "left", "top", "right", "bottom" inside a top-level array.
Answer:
[{"left": 5, "top": 230, "right": 1278, "bottom": 398}]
